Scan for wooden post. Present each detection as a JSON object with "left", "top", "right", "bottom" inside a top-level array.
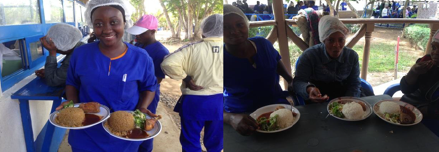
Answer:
[
  {"left": 361, "top": 23, "right": 374, "bottom": 80},
  {"left": 272, "top": 0, "right": 291, "bottom": 88},
  {"left": 426, "top": 23, "right": 439, "bottom": 55}
]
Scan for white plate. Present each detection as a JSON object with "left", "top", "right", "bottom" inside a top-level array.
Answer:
[
  {"left": 250, "top": 104, "right": 300, "bottom": 133},
  {"left": 373, "top": 100, "right": 423, "bottom": 126},
  {"left": 327, "top": 97, "right": 373, "bottom": 121},
  {"left": 102, "top": 111, "right": 162, "bottom": 141},
  {"left": 49, "top": 103, "right": 110, "bottom": 130}
]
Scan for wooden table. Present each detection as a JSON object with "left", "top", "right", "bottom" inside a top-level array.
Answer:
[
  {"left": 224, "top": 95, "right": 439, "bottom": 152},
  {"left": 11, "top": 78, "right": 65, "bottom": 152}
]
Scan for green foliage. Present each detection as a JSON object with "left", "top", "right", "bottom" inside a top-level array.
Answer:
[
  {"left": 404, "top": 24, "right": 430, "bottom": 51},
  {"left": 345, "top": 24, "right": 361, "bottom": 33},
  {"left": 249, "top": 26, "right": 273, "bottom": 38},
  {"left": 352, "top": 42, "right": 419, "bottom": 72}
]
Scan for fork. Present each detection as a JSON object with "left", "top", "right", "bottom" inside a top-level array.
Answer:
[{"left": 286, "top": 96, "right": 295, "bottom": 112}]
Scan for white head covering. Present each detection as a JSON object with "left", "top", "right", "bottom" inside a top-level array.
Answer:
[
  {"left": 224, "top": 4, "right": 249, "bottom": 29},
  {"left": 201, "top": 14, "right": 223, "bottom": 38},
  {"left": 46, "top": 23, "right": 82, "bottom": 51},
  {"left": 433, "top": 30, "right": 439, "bottom": 43},
  {"left": 318, "top": 16, "right": 349, "bottom": 42},
  {"left": 84, "top": 0, "right": 134, "bottom": 29}
]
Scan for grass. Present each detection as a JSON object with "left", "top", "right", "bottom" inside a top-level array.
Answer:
[
  {"left": 274, "top": 42, "right": 420, "bottom": 73},
  {"left": 352, "top": 42, "right": 419, "bottom": 72}
]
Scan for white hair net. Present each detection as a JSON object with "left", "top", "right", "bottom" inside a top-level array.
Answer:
[
  {"left": 318, "top": 16, "right": 349, "bottom": 42},
  {"left": 84, "top": 0, "right": 134, "bottom": 29},
  {"left": 46, "top": 23, "right": 82, "bottom": 51},
  {"left": 201, "top": 14, "right": 223, "bottom": 38},
  {"left": 224, "top": 4, "right": 249, "bottom": 29},
  {"left": 433, "top": 30, "right": 439, "bottom": 43}
]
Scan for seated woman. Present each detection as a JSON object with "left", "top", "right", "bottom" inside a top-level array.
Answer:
[
  {"left": 400, "top": 30, "right": 439, "bottom": 118},
  {"left": 223, "top": 4, "right": 294, "bottom": 136},
  {"left": 293, "top": 16, "right": 361, "bottom": 103}
]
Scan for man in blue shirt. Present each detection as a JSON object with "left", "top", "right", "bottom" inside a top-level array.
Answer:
[
  {"left": 254, "top": 1, "right": 261, "bottom": 13},
  {"left": 126, "top": 15, "right": 170, "bottom": 152},
  {"left": 341, "top": 1, "right": 347, "bottom": 11}
]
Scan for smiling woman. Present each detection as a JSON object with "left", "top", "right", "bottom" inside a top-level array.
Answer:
[{"left": 57, "top": 0, "right": 159, "bottom": 151}]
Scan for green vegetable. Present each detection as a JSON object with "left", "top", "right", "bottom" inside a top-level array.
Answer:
[
  {"left": 385, "top": 112, "right": 400, "bottom": 123},
  {"left": 63, "top": 100, "right": 74, "bottom": 109},
  {"left": 133, "top": 109, "right": 146, "bottom": 129},
  {"left": 330, "top": 102, "right": 345, "bottom": 118},
  {"left": 257, "top": 114, "right": 279, "bottom": 131}
]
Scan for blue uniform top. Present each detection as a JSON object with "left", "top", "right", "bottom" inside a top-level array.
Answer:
[
  {"left": 224, "top": 37, "right": 287, "bottom": 113},
  {"left": 66, "top": 41, "right": 157, "bottom": 151},
  {"left": 341, "top": 2, "right": 347, "bottom": 10},
  {"left": 135, "top": 41, "right": 170, "bottom": 79}
]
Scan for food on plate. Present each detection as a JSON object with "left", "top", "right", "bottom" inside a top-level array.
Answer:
[
  {"left": 329, "top": 100, "right": 366, "bottom": 120},
  {"left": 271, "top": 109, "right": 295, "bottom": 129},
  {"left": 379, "top": 101, "right": 400, "bottom": 115},
  {"left": 104, "top": 110, "right": 162, "bottom": 139},
  {"left": 63, "top": 100, "right": 75, "bottom": 109},
  {"left": 342, "top": 102, "right": 365, "bottom": 120},
  {"left": 256, "top": 106, "right": 296, "bottom": 131},
  {"left": 145, "top": 115, "right": 162, "bottom": 131},
  {"left": 55, "top": 107, "right": 85, "bottom": 127},
  {"left": 379, "top": 101, "right": 415, "bottom": 124},
  {"left": 106, "top": 111, "right": 135, "bottom": 136},
  {"left": 79, "top": 102, "right": 100, "bottom": 113}
]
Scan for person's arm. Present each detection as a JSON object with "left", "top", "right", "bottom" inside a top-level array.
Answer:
[
  {"left": 277, "top": 60, "right": 293, "bottom": 84},
  {"left": 344, "top": 52, "right": 361, "bottom": 97},
  {"left": 161, "top": 48, "right": 188, "bottom": 80},
  {"left": 137, "top": 91, "right": 159, "bottom": 117},
  {"left": 44, "top": 55, "right": 70, "bottom": 86},
  {"left": 223, "top": 111, "right": 258, "bottom": 136},
  {"left": 400, "top": 59, "right": 433, "bottom": 94},
  {"left": 138, "top": 54, "right": 158, "bottom": 115},
  {"left": 56, "top": 49, "right": 80, "bottom": 110},
  {"left": 293, "top": 54, "right": 314, "bottom": 100}
]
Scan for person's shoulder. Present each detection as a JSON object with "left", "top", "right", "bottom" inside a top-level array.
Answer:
[
  {"left": 249, "top": 36, "right": 271, "bottom": 44},
  {"left": 126, "top": 43, "right": 150, "bottom": 57},
  {"left": 72, "top": 42, "right": 97, "bottom": 54}
]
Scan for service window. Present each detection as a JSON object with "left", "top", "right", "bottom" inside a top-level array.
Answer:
[
  {"left": 25, "top": 35, "right": 46, "bottom": 68},
  {"left": 1, "top": 40, "right": 24, "bottom": 77},
  {"left": 0, "top": 0, "right": 41, "bottom": 25},
  {"left": 44, "top": 0, "right": 63, "bottom": 23}
]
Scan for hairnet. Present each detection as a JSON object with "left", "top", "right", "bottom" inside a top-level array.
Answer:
[
  {"left": 318, "top": 16, "right": 349, "bottom": 42},
  {"left": 46, "top": 23, "right": 82, "bottom": 51},
  {"left": 84, "top": 0, "right": 134, "bottom": 29},
  {"left": 224, "top": 4, "right": 249, "bottom": 29},
  {"left": 433, "top": 30, "right": 439, "bottom": 43},
  {"left": 201, "top": 14, "right": 223, "bottom": 38}
]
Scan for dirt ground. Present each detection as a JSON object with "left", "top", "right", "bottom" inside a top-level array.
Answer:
[{"left": 346, "top": 27, "right": 425, "bottom": 86}]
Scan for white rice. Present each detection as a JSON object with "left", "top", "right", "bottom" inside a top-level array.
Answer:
[
  {"left": 270, "top": 108, "right": 294, "bottom": 129},
  {"left": 342, "top": 102, "right": 365, "bottom": 120},
  {"left": 379, "top": 101, "right": 400, "bottom": 114}
]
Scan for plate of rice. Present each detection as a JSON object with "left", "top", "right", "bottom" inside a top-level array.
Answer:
[
  {"left": 250, "top": 104, "right": 300, "bottom": 133},
  {"left": 49, "top": 102, "right": 110, "bottom": 129},
  {"left": 102, "top": 110, "right": 162, "bottom": 141},
  {"left": 327, "top": 97, "right": 372, "bottom": 121},
  {"left": 373, "top": 100, "right": 423, "bottom": 126}
]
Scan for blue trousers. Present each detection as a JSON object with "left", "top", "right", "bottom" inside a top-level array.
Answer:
[
  {"left": 139, "top": 88, "right": 160, "bottom": 152},
  {"left": 180, "top": 119, "right": 223, "bottom": 152}
]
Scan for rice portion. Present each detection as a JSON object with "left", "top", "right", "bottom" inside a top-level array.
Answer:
[
  {"left": 379, "top": 101, "right": 400, "bottom": 114},
  {"left": 342, "top": 102, "right": 365, "bottom": 120},
  {"left": 55, "top": 107, "right": 85, "bottom": 127},
  {"left": 105, "top": 111, "right": 135, "bottom": 137},
  {"left": 270, "top": 108, "right": 294, "bottom": 129}
]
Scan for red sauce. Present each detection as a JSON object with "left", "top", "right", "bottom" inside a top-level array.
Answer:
[
  {"left": 82, "top": 114, "right": 102, "bottom": 126},
  {"left": 127, "top": 128, "right": 149, "bottom": 139},
  {"left": 257, "top": 111, "right": 273, "bottom": 121}
]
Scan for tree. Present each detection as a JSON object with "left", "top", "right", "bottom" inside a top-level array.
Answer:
[
  {"left": 130, "top": 0, "right": 146, "bottom": 21},
  {"left": 158, "top": 0, "right": 176, "bottom": 38}
]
